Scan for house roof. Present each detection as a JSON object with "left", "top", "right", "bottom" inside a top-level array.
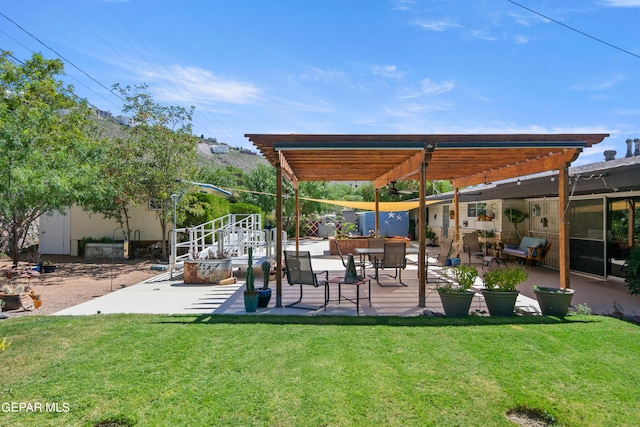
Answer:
[
  {"left": 245, "top": 133, "right": 608, "bottom": 189},
  {"left": 428, "top": 154, "right": 640, "bottom": 203}
]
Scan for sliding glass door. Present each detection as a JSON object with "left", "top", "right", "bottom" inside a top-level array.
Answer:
[
  {"left": 569, "top": 198, "right": 606, "bottom": 276},
  {"left": 608, "top": 197, "right": 640, "bottom": 278}
]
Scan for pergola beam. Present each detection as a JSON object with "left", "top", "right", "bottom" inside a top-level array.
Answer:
[
  {"left": 373, "top": 151, "right": 425, "bottom": 189},
  {"left": 451, "top": 149, "right": 581, "bottom": 188}
]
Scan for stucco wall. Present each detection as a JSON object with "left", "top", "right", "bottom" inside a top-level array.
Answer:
[{"left": 69, "top": 205, "right": 164, "bottom": 255}]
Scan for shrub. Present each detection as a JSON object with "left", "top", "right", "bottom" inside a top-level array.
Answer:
[{"left": 483, "top": 265, "right": 528, "bottom": 291}]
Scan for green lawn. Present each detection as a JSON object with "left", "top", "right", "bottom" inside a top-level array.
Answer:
[{"left": 1, "top": 314, "right": 639, "bottom": 426}]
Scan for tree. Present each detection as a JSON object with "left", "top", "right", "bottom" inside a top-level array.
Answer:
[
  {"left": 80, "top": 115, "right": 142, "bottom": 240},
  {"left": 0, "top": 52, "right": 98, "bottom": 264},
  {"left": 239, "top": 164, "right": 277, "bottom": 215},
  {"left": 196, "top": 165, "right": 247, "bottom": 190},
  {"left": 113, "top": 84, "right": 198, "bottom": 259}
]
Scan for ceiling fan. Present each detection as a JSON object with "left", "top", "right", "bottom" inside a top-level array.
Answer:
[{"left": 385, "top": 181, "right": 418, "bottom": 197}]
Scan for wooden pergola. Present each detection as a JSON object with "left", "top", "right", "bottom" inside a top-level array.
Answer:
[{"left": 245, "top": 133, "right": 608, "bottom": 308}]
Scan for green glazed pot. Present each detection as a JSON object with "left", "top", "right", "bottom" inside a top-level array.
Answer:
[
  {"left": 534, "top": 287, "right": 574, "bottom": 317},
  {"left": 481, "top": 290, "right": 519, "bottom": 316},
  {"left": 437, "top": 289, "right": 475, "bottom": 317},
  {"left": 244, "top": 291, "right": 259, "bottom": 312}
]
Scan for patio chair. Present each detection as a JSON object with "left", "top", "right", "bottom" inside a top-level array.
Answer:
[
  {"left": 463, "top": 232, "right": 484, "bottom": 266},
  {"left": 427, "top": 238, "right": 452, "bottom": 284},
  {"left": 335, "top": 242, "right": 366, "bottom": 278},
  {"left": 283, "top": 250, "right": 329, "bottom": 310},
  {"left": 367, "top": 237, "right": 385, "bottom": 264},
  {"left": 375, "top": 242, "right": 407, "bottom": 287}
]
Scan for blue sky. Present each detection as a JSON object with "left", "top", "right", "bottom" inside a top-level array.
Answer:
[{"left": 2, "top": 0, "right": 640, "bottom": 166}]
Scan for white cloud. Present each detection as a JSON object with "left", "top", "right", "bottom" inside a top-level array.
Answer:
[
  {"left": 420, "top": 78, "right": 454, "bottom": 96},
  {"left": 571, "top": 75, "right": 625, "bottom": 91},
  {"left": 508, "top": 11, "right": 550, "bottom": 26},
  {"left": 385, "top": 102, "right": 453, "bottom": 117},
  {"left": 469, "top": 30, "right": 498, "bottom": 41},
  {"left": 371, "top": 64, "right": 405, "bottom": 79},
  {"left": 139, "top": 65, "right": 260, "bottom": 105},
  {"left": 512, "top": 34, "right": 531, "bottom": 44},
  {"left": 296, "top": 66, "right": 345, "bottom": 83},
  {"left": 275, "top": 97, "right": 335, "bottom": 114},
  {"left": 600, "top": 0, "right": 640, "bottom": 7},
  {"left": 414, "top": 20, "right": 461, "bottom": 32},
  {"left": 391, "top": 0, "right": 414, "bottom": 11}
]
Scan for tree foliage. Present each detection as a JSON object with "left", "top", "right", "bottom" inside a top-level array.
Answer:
[
  {"left": 625, "top": 245, "right": 640, "bottom": 296},
  {"left": 0, "top": 52, "right": 98, "bottom": 264},
  {"left": 80, "top": 116, "right": 141, "bottom": 238},
  {"left": 113, "top": 84, "right": 198, "bottom": 258},
  {"left": 179, "top": 193, "right": 230, "bottom": 227}
]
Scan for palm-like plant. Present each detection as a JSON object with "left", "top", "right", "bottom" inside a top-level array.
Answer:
[{"left": 504, "top": 208, "right": 529, "bottom": 242}]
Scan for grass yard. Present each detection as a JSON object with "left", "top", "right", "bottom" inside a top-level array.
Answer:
[{"left": 1, "top": 314, "right": 639, "bottom": 426}]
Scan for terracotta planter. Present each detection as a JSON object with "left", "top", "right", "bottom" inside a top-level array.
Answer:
[
  {"left": 183, "top": 259, "right": 233, "bottom": 284},
  {"left": 534, "top": 287, "right": 574, "bottom": 317}
]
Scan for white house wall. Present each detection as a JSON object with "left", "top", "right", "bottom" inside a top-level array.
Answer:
[
  {"left": 429, "top": 199, "right": 506, "bottom": 242},
  {"left": 69, "top": 205, "right": 164, "bottom": 256}
]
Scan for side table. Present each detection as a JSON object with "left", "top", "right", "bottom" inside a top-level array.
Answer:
[{"left": 328, "top": 277, "right": 371, "bottom": 316}]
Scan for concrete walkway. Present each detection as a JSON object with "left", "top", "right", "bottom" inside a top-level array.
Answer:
[{"left": 55, "top": 239, "right": 640, "bottom": 317}]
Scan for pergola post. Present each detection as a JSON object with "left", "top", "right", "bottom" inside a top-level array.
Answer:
[
  {"left": 418, "top": 158, "right": 427, "bottom": 307},
  {"left": 275, "top": 163, "right": 283, "bottom": 307},
  {"left": 295, "top": 188, "right": 300, "bottom": 252},
  {"left": 558, "top": 165, "right": 570, "bottom": 289},
  {"left": 375, "top": 189, "right": 380, "bottom": 236},
  {"left": 453, "top": 187, "right": 460, "bottom": 245}
]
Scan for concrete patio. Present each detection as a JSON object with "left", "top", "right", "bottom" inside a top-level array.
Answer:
[{"left": 55, "top": 239, "right": 640, "bottom": 318}]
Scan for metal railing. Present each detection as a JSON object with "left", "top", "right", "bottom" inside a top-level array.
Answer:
[{"left": 170, "top": 214, "right": 286, "bottom": 276}]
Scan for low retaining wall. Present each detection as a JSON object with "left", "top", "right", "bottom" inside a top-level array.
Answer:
[{"left": 84, "top": 243, "right": 125, "bottom": 260}]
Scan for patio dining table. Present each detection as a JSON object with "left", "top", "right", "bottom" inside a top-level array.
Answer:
[{"left": 355, "top": 246, "right": 433, "bottom": 278}]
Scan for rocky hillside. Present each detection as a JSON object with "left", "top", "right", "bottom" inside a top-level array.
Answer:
[
  {"left": 94, "top": 115, "right": 268, "bottom": 172},
  {"left": 196, "top": 141, "right": 269, "bottom": 171}
]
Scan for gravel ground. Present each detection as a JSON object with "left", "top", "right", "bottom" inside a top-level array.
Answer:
[{"left": 1, "top": 255, "right": 164, "bottom": 318}]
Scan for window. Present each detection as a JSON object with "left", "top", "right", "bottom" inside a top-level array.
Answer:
[{"left": 467, "top": 202, "right": 486, "bottom": 218}]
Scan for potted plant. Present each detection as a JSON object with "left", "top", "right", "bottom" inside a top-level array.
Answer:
[
  {"left": 449, "top": 239, "right": 462, "bottom": 266},
  {"left": 425, "top": 225, "right": 437, "bottom": 246},
  {"left": 183, "top": 247, "right": 232, "bottom": 284},
  {"left": 437, "top": 265, "right": 478, "bottom": 317},
  {"left": 533, "top": 286, "right": 574, "bottom": 316},
  {"left": 256, "top": 260, "right": 272, "bottom": 308},
  {"left": 243, "top": 248, "right": 259, "bottom": 312},
  {"left": 1, "top": 283, "right": 26, "bottom": 311},
  {"left": 29, "top": 290, "right": 43, "bottom": 309},
  {"left": 1, "top": 283, "right": 35, "bottom": 311},
  {"left": 407, "top": 219, "right": 416, "bottom": 240},
  {"left": 481, "top": 265, "right": 528, "bottom": 316},
  {"left": 42, "top": 260, "right": 57, "bottom": 273}
]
